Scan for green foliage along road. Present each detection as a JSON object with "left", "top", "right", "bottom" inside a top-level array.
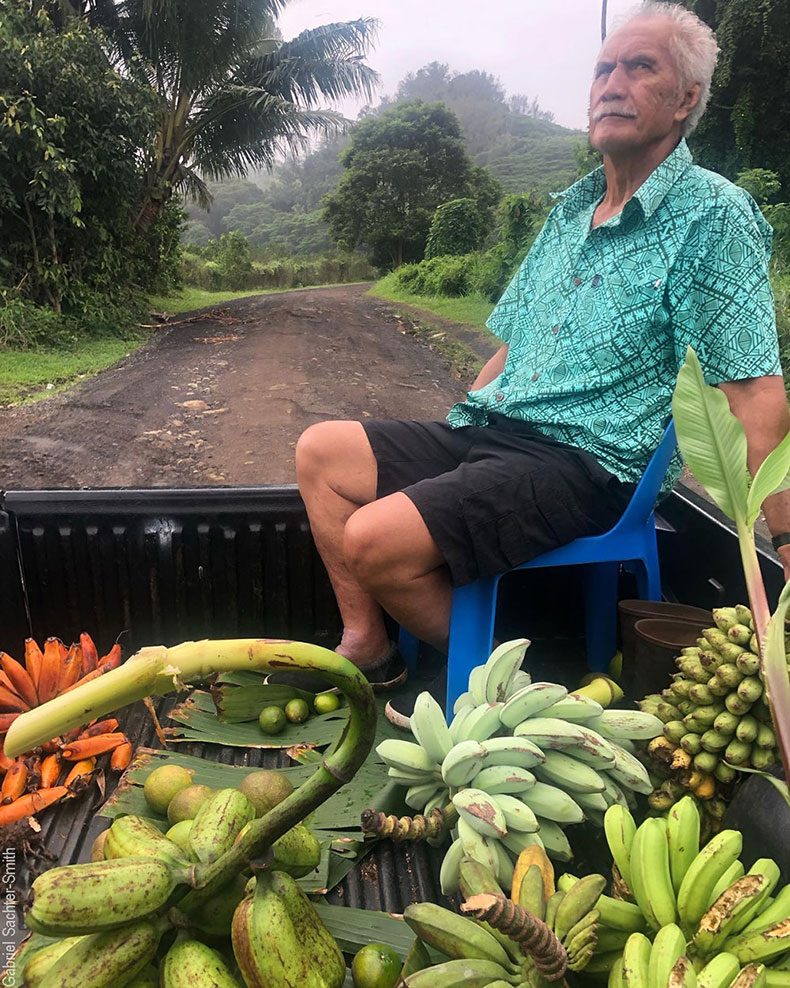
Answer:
[{"left": 323, "top": 102, "right": 501, "bottom": 268}]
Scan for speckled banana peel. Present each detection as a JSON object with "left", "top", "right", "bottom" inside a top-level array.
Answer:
[
  {"left": 27, "top": 857, "right": 184, "bottom": 936},
  {"left": 37, "top": 920, "right": 163, "bottom": 988},
  {"left": 188, "top": 787, "right": 257, "bottom": 864},
  {"left": 161, "top": 938, "right": 242, "bottom": 987},
  {"left": 403, "top": 901, "right": 520, "bottom": 974}
]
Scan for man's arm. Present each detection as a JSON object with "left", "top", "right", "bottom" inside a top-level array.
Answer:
[
  {"left": 471, "top": 344, "right": 509, "bottom": 391},
  {"left": 719, "top": 375, "right": 790, "bottom": 579}
]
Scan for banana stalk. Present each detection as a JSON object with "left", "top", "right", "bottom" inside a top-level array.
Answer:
[{"left": 7, "top": 639, "right": 377, "bottom": 909}]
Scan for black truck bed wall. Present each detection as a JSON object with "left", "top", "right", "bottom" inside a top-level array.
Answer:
[{"left": 0, "top": 483, "right": 783, "bottom": 656}]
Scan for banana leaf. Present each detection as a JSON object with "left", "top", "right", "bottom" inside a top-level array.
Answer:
[
  {"left": 315, "top": 904, "right": 416, "bottom": 959},
  {"left": 168, "top": 690, "right": 405, "bottom": 750},
  {"left": 212, "top": 682, "right": 317, "bottom": 722}
]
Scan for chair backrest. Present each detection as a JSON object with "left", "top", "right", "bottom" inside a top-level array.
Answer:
[{"left": 611, "top": 419, "right": 677, "bottom": 531}]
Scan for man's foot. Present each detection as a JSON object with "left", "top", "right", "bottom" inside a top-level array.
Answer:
[
  {"left": 385, "top": 664, "right": 447, "bottom": 728},
  {"left": 265, "top": 641, "right": 407, "bottom": 694}
]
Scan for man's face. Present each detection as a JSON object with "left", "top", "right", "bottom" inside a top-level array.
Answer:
[{"left": 589, "top": 17, "right": 698, "bottom": 155}]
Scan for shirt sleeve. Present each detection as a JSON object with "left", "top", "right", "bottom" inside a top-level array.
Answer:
[{"left": 670, "top": 190, "right": 781, "bottom": 384}]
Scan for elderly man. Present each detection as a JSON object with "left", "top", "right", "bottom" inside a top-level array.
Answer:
[{"left": 292, "top": 2, "right": 790, "bottom": 707}]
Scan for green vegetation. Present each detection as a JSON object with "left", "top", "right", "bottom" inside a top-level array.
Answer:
[
  {"left": 369, "top": 277, "right": 496, "bottom": 332},
  {"left": 323, "top": 102, "right": 501, "bottom": 268},
  {"left": 148, "top": 288, "right": 268, "bottom": 315},
  {"left": 0, "top": 334, "right": 149, "bottom": 406}
]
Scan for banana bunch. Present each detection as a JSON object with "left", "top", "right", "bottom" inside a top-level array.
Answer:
[
  {"left": 639, "top": 605, "right": 780, "bottom": 817},
  {"left": 400, "top": 848, "right": 606, "bottom": 987},
  {"left": 232, "top": 870, "right": 346, "bottom": 988},
  {"left": 589, "top": 797, "right": 790, "bottom": 985},
  {"left": 375, "top": 640, "right": 662, "bottom": 884}
]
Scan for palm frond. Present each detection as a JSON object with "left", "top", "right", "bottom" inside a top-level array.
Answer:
[{"left": 176, "top": 165, "right": 212, "bottom": 207}]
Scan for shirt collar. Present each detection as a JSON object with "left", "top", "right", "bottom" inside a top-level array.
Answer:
[{"left": 554, "top": 138, "right": 694, "bottom": 221}]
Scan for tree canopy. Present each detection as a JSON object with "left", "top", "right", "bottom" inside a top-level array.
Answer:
[{"left": 322, "top": 101, "right": 501, "bottom": 268}]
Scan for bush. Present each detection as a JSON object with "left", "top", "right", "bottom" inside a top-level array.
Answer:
[{"left": 425, "top": 199, "right": 486, "bottom": 259}]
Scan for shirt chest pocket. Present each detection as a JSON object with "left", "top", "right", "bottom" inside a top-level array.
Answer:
[{"left": 577, "top": 264, "right": 671, "bottom": 353}]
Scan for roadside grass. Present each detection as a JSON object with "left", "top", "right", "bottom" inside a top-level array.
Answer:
[
  {"left": 148, "top": 286, "right": 267, "bottom": 315},
  {"left": 0, "top": 333, "right": 149, "bottom": 406},
  {"left": 369, "top": 274, "right": 496, "bottom": 330}
]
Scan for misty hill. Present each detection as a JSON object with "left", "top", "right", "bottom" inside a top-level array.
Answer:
[{"left": 184, "top": 62, "right": 584, "bottom": 251}]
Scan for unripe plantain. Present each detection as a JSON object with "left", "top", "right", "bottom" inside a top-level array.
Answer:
[
  {"left": 37, "top": 920, "right": 162, "bottom": 988},
  {"left": 189, "top": 788, "right": 256, "bottom": 865},
  {"left": 27, "top": 857, "right": 181, "bottom": 935},
  {"left": 161, "top": 938, "right": 242, "bottom": 987}
]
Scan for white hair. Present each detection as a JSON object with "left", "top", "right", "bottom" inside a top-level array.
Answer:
[{"left": 609, "top": 2, "right": 720, "bottom": 135}]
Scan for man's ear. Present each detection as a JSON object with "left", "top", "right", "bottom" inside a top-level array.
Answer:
[{"left": 675, "top": 82, "right": 701, "bottom": 124}]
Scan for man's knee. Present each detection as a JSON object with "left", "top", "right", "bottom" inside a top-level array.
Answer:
[{"left": 343, "top": 508, "right": 385, "bottom": 589}]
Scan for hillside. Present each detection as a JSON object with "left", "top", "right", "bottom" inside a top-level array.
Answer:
[{"left": 184, "top": 62, "right": 584, "bottom": 250}]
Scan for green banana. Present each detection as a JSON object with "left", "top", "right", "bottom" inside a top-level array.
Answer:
[
  {"left": 666, "top": 796, "right": 701, "bottom": 895},
  {"left": 695, "top": 874, "right": 772, "bottom": 955},
  {"left": 677, "top": 829, "right": 743, "bottom": 933},
  {"left": 403, "top": 958, "right": 520, "bottom": 988},
  {"left": 534, "top": 817, "right": 573, "bottom": 861},
  {"left": 647, "top": 923, "right": 686, "bottom": 988},
  {"left": 104, "top": 814, "right": 190, "bottom": 868},
  {"left": 597, "top": 928, "right": 634, "bottom": 952},
  {"left": 377, "top": 738, "right": 441, "bottom": 775},
  {"left": 725, "top": 919, "right": 790, "bottom": 964},
  {"left": 231, "top": 870, "right": 345, "bottom": 988},
  {"left": 501, "top": 829, "right": 545, "bottom": 858},
  {"left": 534, "top": 694, "right": 604, "bottom": 722},
  {"left": 21, "top": 937, "right": 85, "bottom": 988},
  {"left": 742, "top": 885, "right": 790, "bottom": 933},
  {"left": 453, "top": 788, "right": 508, "bottom": 838},
  {"left": 631, "top": 818, "right": 677, "bottom": 931},
  {"left": 499, "top": 682, "right": 569, "bottom": 729},
  {"left": 403, "top": 938, "right": 433, "bottom": 978},
  {"left": 622, "top": 932, "right": 652, "bottom": 988},
  {"left": 182, "top": 873, "right": 249, "bottom": 938},
  {"left": 457, "top": 857, "right": 524, "bottom": 965},
  {"left": 572, "top": 726, "right": 619, "bottom": 768},
  {"left": 668, "top": 956, "right": 698, "bottom": 988},
  {"left": 609, "top": 954, "right": 626, "bottom": 988},
  {"left": 457, "top": 817, "right": 499, "bottom": 872},
  {"left": 493, "top": 837, "right": 516, "bottom": 889},
  {"left": 406, "top": 781, "right": 445, "bottom": 810},
  {"left": 534, "top": 750, "right": 606, "bottom": 794},
  {"left": 554, "top": 874, "right": 606, "bottom": 941},
  {"left": 403, "top": 901, "right": 519, "bottom": 972},
  {"left": 483, "top": 639, "right": 530, "bottom": 703},
  {"left": 27, "top": 857, "right": 180, "bottom": 935},
  {"left": 513, "top": 717, "right": 587, "bottom": 749},
  {"left": 271, "top": 823, "right": 322, "bottom": 878},
  {"left": 440, "top": 838, "right": 466, "bottom": 896},
  {"left": 518, "top": 863, "right": 547, "bottom": 919},
  {"left": 493, "top": 794, "right": 539, "bottom": 833},
  {"left": 469, "top": 665, "right": 488, "bottom": 704},
  {"left": 558, "top": 874, "right": 646, "bottom": 932},
  {"left": 766, "top": 972, "right": 790, "bottom": 988},
  {"left": 442, "top": 740, "right": 489, "bottom": 787},
  {"left": 463, "top": 703, "right": 506, "bottom": 743},
  {"left": 520, "top": 781, "right": 585, "bottom": 824},
  {"left": 728, "top": 964, "right": 767, "bottom": 988},
  {"left": 697, "top": 953, "right": 742, "bottom": 988},
  {"left": 706, "top": 862, "right": 747, "bottom": 911},
  {"left": 573, "top": 790, "right": 610, "bottom": 814},
  {"left": 607, "top": 744, "right": 653, "bottom": 794},
  {"left": 449, "top": 705, "right": 478, "bottom": 744},
  {"left": 162, "top": 938, "right": 242, "bottom": 987},
  {"left": 126, "top": 966, "right": 159, "bottom": 988},
  {"left": 189, "top": 788, "right": 257, "bottom": 864},
  {"left": 411, "top": 691, "right": 454, "bottom": 763},
  {"left": 724, "top": 860, "right": 782, "bottom": 938},
  {"left": 545, "top": 891, "right": 565, "bottom": 931},
  {"left": 37, "top": 920, "right": 162, "bottom": 988},
  {"left": 604, "top": 804, "right": 637, "bottom": 889},
  {"left": 588, "top": 710, "right": 664, "bottom": 741},
  {"left": 453, "top": 691, "right": 475, "bottom": 714},
  {"left": 471, "top": 764, "right": 537, "bottom": 794},
  {"left": 480, "top": 736, "right": 545, "bottom": 770}
]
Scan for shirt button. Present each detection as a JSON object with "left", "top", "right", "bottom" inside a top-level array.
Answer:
[
  {"left": 532, "top": 372, "right": 539, "bottom": 382},
  {"left": 495, "top": 392, "right": 504, "bottom": 402},
  {"left": 573, "top": 277, "right": 582, "bottom": 287},
  {"left": 552, "top": 325, "right": 559, "bottom": 334}
]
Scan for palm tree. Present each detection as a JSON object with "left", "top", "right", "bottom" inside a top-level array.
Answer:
[{"left": 38, "top": 0, "right": 379, "bottom": 229}]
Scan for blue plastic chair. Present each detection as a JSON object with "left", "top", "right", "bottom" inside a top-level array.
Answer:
[{"left": 399, "top": 420, "right": 677, "bottom": 714}]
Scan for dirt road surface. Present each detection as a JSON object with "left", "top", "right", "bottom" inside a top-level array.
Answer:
[{"left": 0, "top": 285, "right": 494, "bottom": 489}]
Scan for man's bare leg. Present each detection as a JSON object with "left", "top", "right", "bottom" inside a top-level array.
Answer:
[
  {"left": 295, "top": 420, "right": 393, "bottom": 666},
  {"left": 296, "top": 421, "right": 453, "bottom": 665},
  {"left": 343, "top": 492, "right": 453, "bottom": 650}
]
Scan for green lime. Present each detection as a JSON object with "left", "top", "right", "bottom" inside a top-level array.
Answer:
[
  {"left": 259, "top": 705, "right": 287, "bottom": 734},
  {"left": 313, "top": 692, "right": 340, "bottom": 715},
  {"left": 351, "top": 943, "right": 402, "bottom": 988},
  {"left": 284, "top": 698, "right": 310, "bottom": 724},
  {"left": 143, "top": 764, "right": 192, "bottom": 815}
]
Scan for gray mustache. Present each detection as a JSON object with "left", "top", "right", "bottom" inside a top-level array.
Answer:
[{"left": 591, "top": 107, "right": 638, "bottom": 121}]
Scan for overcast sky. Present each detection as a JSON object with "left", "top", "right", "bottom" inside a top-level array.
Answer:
[{"left": 278, "top": 0, "right": 638, "bottom": 131}]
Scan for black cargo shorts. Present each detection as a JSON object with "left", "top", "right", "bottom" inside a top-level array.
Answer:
[{"left": 361, "top": 416, "right": 633, "bottom": 588}]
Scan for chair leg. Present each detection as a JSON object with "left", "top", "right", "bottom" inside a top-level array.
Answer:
[
  {"left": 635, "top": 530, "right": 662, "bottom": 601},
  {"left": 398, "top": 627, "right": 420, "bottom": 677},
  {"left": 582, "top": 562, "right": 620, "bottom": 672},
  {"left": 446, "top": 577, "right": 499, "bottom": 718}
]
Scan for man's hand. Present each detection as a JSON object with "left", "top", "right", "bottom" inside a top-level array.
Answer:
[{"left": 719, "top": 375, "right": 790, "bottom": 580}]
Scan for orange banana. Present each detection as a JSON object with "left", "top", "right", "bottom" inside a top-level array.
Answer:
[{"left": 0, "top": 651, "right": 39, "bottom": 707}]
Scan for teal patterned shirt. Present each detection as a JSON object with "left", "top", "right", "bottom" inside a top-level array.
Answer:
[{"left": 447, "top": 139, "right": 781, "bottom": 488}]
